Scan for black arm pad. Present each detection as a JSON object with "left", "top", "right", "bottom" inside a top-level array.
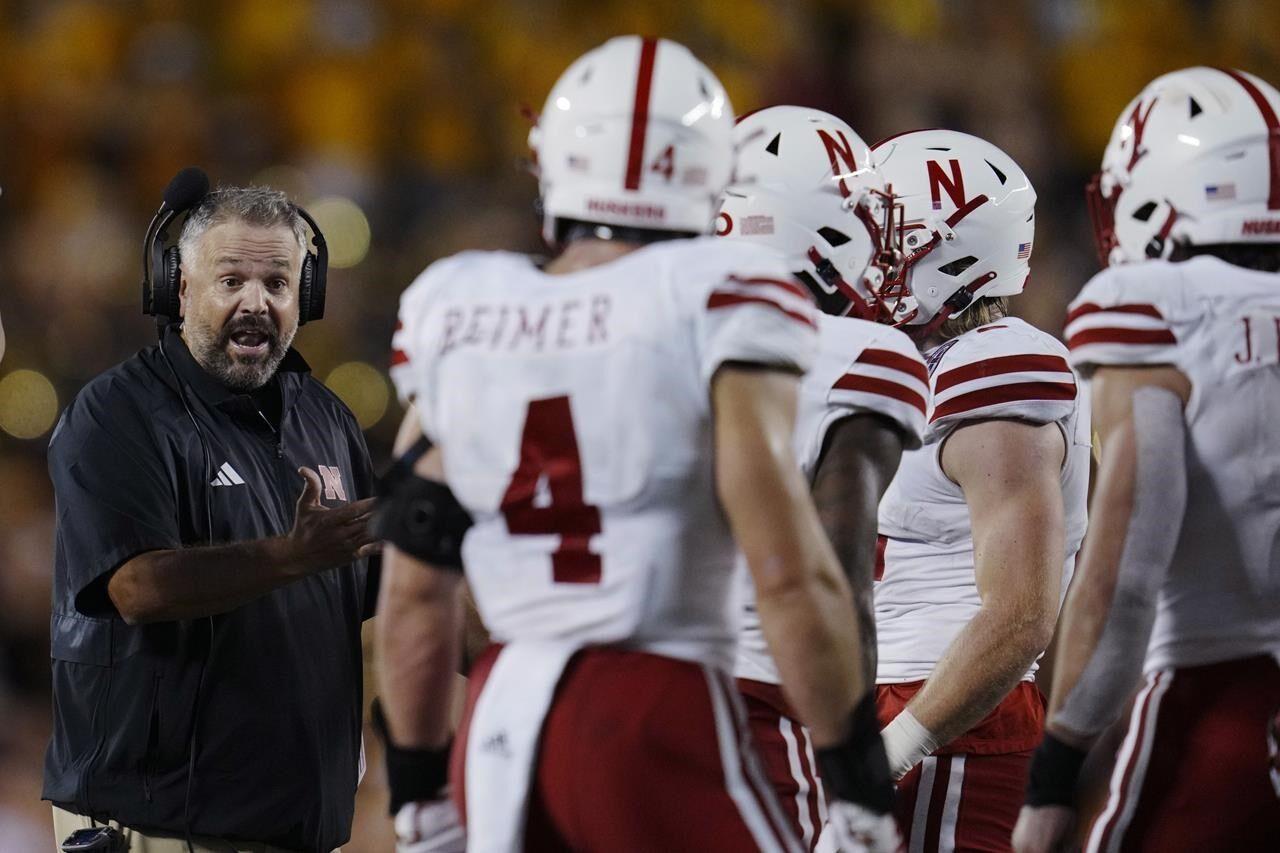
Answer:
[
  {"left": 370, "top": 699, "right": 452, "bottom": 814},
  {"left": 1025, "top": 731, "right": 1088, "bottom": 807},
  {"left": 370, "top": 472, "right": 472, "bottom": 570},
  {"left": 814, "top": 691, "right": 896, "bottom": 814}
]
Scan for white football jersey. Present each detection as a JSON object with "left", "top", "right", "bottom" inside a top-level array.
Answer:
[
  {"left": 390, "top": 238, "right": 817, "bottom": 671},
  {"left": 734, "top": 317, "right": 928, "bottom": 685},
  {"left": 1065, "top": 255, "right": 1280, "bottom": 671},
  {"left": 875, "top": 318, "right": 1091, "bottom": 684}
]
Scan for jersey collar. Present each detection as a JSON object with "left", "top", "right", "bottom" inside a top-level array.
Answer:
[{"left": 160, "top": 323, "right": 312, "bottom": 417}]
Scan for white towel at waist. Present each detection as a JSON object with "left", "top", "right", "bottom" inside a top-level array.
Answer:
[{"left": 464, "top": 640, "right": 581, "bottom": 853}]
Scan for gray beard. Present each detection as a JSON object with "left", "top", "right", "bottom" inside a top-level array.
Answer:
[{"left": 185, "top": 322, "right": 295, "bottom": 391}]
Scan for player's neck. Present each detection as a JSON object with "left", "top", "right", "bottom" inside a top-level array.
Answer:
[{"left": 545, "top": 239, "right": 644, "bottom": 275}]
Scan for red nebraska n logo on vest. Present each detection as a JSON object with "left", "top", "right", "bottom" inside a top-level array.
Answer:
[{"left": 318, "top": 465, "right": 348, "bottom": 502}]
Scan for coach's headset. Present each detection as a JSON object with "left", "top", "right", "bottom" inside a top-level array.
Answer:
[
  {"left": 141, "top": 166, "right": 330, "bottom": 325},
  {"left": 135, "top": 167, "right": 331, "bottom": 853}
]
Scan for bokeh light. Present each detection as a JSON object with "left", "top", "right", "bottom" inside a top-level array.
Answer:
[
  {"left": 307, "top": 195, "right": 371, "bottom": 268},
  {"left": 0, "top": 370, "right": 60, "bottom": 440},
  {"left": 325, "top": 361, "right": 390, "bottom": 429}
]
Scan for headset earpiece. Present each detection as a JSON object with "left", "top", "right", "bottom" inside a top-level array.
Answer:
[
  {"left": 295, "top": 207, "right": 328, "bottom": 325},
  {"left": 298, "top": 253, "right": 315, "bottom": 325},
  {"left": 161, "top": 246, "right": 184, "bottom": 321}
]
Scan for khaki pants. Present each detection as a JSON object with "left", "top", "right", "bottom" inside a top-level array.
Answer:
[{"left": 51, "top": 806, "right": 309, "bottom": 853}]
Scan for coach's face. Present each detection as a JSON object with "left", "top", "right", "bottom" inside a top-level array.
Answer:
[{"left": 180, "top": 219, "right": 303, "bottom": 390}]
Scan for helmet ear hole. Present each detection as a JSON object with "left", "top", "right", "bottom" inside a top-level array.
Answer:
[
  {"left": 1132, "top": 201, "right": 1158, "bottom": 222},
  {"left": 817, "top": 226, "right": 850, "bottom": 246},
  {"left": 937, "top": 255, "right": 978, "bottom": 276}
]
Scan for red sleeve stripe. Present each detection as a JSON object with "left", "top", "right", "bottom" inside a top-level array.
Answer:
[
  {"left": 832, "top": 374, "right": 927, "bottom": 415},
  {"left": 856, "top": 348, "right": 929, "bottom": 384},
  {"left": 934, "top": 354, "right": 1071, "bottom": 394},
  {"left": 1067, "top": 327, "right": 1177, "bottom": 349},
  {"left": 1065, "top": 302, "right": 1164, "bottom": 324},
  {"left": 727, "top": 275, "right": 811, "bottom": 302},
  {"left": 930, "top": 380, "right": 1075, "bottom": 422},
  {"left": 390, "top": 349, "right": 410, "bottom": 367},
  {"left": 707, "top": 291, "right": 816, "bottom": 329}
]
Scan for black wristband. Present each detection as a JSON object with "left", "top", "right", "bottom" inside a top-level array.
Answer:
[
  {"left": 1025, "top": 731, "right": 1088, "bottom": 807},
  {"left": 370, "top": 699, "right": 452, "bottom": 814},
  {"left": 814, "top": 692, "right": 895, "bottom": 814}
]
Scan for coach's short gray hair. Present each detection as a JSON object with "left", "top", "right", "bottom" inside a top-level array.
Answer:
[{"left": 178, "top": 186, "right": 308, "bottom": 261}]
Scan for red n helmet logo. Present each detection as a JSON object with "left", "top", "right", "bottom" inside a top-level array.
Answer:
[
  {"left": 817, "top": 129, "right": 859, "bottom": 199},
  {"left": 927, "top": 159, "right": 969, "bottom": 211},
  {"left": 1126, "top": 97, "right": 1158, "bottom": 171}
]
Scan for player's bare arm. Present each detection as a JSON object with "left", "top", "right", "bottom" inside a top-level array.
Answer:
[
  {"left": 897, "top": 418, "right": 1066, "bottom": 759},
  {"left": 1013, "top": 366, "right": 1189, "bottom": 853},
  {"left": 714, "top": 365, "right": 863, "bottom": 742},
  {"left": 375, "top": 407, "right": 461, "bottom": 750},
  {"left": 715, "top": 364, "right": 898, "bottom": 845},
  {"left": 372, "top": 407, "right": 467, "bottom": 851},
  {"left": 810, "top": 413, "right": 906, "bottom": 684},
  {"left": 1044, "top": 366, "right": 1189, "bottom": 740}
]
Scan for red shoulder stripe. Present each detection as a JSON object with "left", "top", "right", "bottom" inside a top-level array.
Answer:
[
  {"left": 934, "top": 353, "right": 1071, "bottom": 394},
  {"left": 727, "top": 275, "right": 810, "bottom": 302},
  {"left": 707, "top": 291, "right": 816, "bottom": 329},
  {"left": 390, "top": 349, "right": 410, "bottom": 367},
  {"left": 1065, "top": 302, "right": 1164, "bottom": 324},
  {"left": 832, "top": 374, "right": 927, "bottom": 415},
  {"left": 856, "top": 348, "right": 929, "bottom": 384},
  {"left": 930, "top": 380, "right": 1075, "bottom": 422},
  {"left": 1067, "top": 327, "right": 1177, "bottom": 349}
]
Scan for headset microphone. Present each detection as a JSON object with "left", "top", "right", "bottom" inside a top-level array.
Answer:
[
  {"left": 162, "top": 167, "right": 211, "bottom": 212},
  {"left": 142, "top": 167, "right": 211, "bottom": 323}
]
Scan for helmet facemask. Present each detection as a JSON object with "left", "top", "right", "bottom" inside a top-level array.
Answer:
[
  {"left": 799, "top": 185, "right": 903, "bottom": 320},
  {"left": 864, "top": 190, "right": 1004, "bottom": 338}
]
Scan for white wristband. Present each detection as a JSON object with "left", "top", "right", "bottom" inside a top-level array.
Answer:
[{"left": 881, "top": 709, "right": 939, "bottom": 781}]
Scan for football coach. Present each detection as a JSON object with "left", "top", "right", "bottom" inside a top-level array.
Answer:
[{"left": 43, "top": 172, "right": 379, "bottom": 853}]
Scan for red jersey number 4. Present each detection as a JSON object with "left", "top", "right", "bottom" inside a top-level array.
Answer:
[{"left": 500, "top": 396, "right": 602, "bottom": 583}]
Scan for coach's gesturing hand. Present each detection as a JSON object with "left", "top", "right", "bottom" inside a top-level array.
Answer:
[
  {"left": 106, "top": 468, "right": 378, "bottom": 624},
  {"left": 287, "top": 466, "right": 381, "bottom": 573}
]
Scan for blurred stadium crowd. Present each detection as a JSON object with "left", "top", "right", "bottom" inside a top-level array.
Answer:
[{"left": 1, "top": 0, "right": 1277, "bottom": 849}]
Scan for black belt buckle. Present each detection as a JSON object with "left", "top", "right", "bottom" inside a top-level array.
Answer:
[{"left": 61, "top": 826, "right": 127, "bottom": 852}]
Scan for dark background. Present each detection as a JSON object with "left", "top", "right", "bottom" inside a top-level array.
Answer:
[{"left": 1, "top": 1, "right": 1277, "bottom": 848}]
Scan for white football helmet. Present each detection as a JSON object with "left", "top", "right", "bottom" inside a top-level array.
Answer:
[
  {"left": 870, "top": 129, "right": 1036, "bottom": 333},
  {"left": 529, "top": 35, "right": 733, "bottom": 245},
  {"left": 717, "top": 105, "right": 894, "bottom": 318},
  {"left": 1089, "top": 66, "right": 1280, "bottom": 267}
]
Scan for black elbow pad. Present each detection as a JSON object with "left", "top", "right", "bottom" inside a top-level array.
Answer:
[{"left": 371, "top": 473, "right": 472, "bottom": 570}]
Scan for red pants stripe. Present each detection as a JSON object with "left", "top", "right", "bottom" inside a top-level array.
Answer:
[
  {"left": 1086, "top": 654, "right": 1280, "bottom": 853},
  {"left": 896, "top": 751, "right": 1031, "bottom": 852},
  {"left": 738, "top": 680, "right": 828, "bottom": 850},
  {"left": 451, "top": 646, "right": 802, "bottom": 852}
]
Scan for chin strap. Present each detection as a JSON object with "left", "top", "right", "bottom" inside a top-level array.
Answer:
[{"left": 908, "top": 270, "right": 998, "bottom": 341}]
